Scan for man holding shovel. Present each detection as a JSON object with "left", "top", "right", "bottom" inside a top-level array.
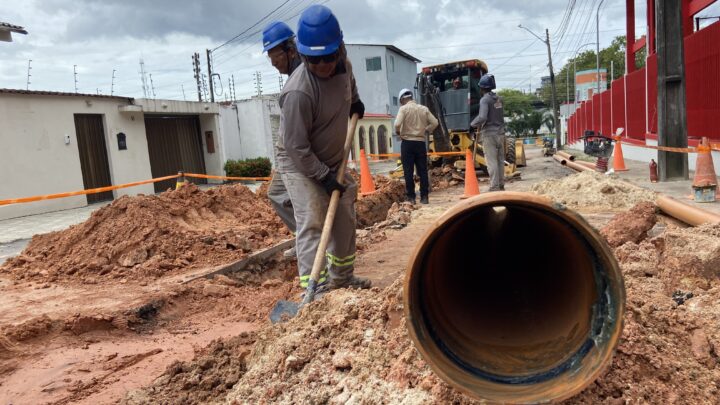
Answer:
[{"left": 277, "top": 4, "right": 371, "bottom": 293}]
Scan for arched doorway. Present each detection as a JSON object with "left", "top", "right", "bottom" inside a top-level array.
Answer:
[
  {"left": 369, "top": 126, "right": 376, "bottom": 155},
  {"left": 358, "top": 126, "right": 366, "bottom": 155},
  {"left": 377, "top": 125, "right": 388, "bottom": 155}
]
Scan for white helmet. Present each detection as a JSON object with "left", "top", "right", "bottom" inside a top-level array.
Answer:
[{"left": 398, "top": 88, "right": 413, "bottom": 100}]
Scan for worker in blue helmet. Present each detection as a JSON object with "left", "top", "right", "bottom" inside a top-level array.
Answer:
[
  {"left": 262, "top": 21, "right": 301, "bottom": 76},
  {"left": 261, "top": 21, "right": 303, "bottom": 258},
  {"left": 471, "top": 73, "right": 506, "bottom": 191},
  {"left": 276, "top": 4, "right": 370, "bottom": 292}
]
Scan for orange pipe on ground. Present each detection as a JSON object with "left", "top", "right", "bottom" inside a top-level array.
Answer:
[
  {"left": 556, "top": 151, "right": 576, "bottom": 161},
  {"left": 656, "top": 195, "right": 720, "bottom": 226},
  {"left": 404, "top": 192, "right": 625, "bottom": 404}
]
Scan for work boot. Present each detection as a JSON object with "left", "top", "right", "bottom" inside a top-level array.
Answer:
[
  {"left": 405, "top": 196, "right": 416, "bottom": 204},
  {"left": 329, "top": 276, "right": 372, "bottom": 290},
  {"left": 420, "top": 195, "right": 429, "bottom": 204},
  {"left": 283, "top": 246, "right": 297, "bottom": 258}
]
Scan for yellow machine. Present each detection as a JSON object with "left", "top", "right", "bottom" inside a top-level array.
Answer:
[{"left": 415, "top": 59, "right": 526, "bottom": 177}]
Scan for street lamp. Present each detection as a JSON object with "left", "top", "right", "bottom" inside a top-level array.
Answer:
[{"left": 596, "top": 0, "right": 605, "bottom": 96}]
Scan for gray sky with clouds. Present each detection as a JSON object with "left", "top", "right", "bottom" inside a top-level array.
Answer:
[{"left": 4, "top": 0, "right": 700, "bottom": 102}]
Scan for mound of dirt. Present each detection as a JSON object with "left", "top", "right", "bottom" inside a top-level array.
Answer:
[
  {"left": 357, "top": 201, "right": 416, "bottom": 250},
  {"left": 600, "top": 202, "right": 658, "bottom": 247},
  {"left": 430, "top": 165, "right": 464, "bottom": 190},
  {"left": 570, "top": 223, "right": 720, "bottom": 404},
  {"left": 531, "top": 171, "right": 657, "bottom": 210},
  {"left": 216, "top": 215, "right": 720, "bottom": 404},
  {"left": 1, "top": 183, "right": 291, "bottom": 284},
  {"left": 355, "top": 176, "right": 406, "bottom": 228},
  {"left": 123, "top": 333, "right": 256, "bottom": 405}
]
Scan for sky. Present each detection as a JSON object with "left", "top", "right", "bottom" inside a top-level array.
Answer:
[{"left": 2, "top": 0, "right": 718, "bottom": 102}]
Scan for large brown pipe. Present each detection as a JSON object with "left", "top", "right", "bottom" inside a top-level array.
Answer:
[
  {"left": 554, "top": 154, "right": 593, "bottom": 173},
  {"left": 555, "top": 151, "right": 576, "bottom": 161},
  {"left": 404, "top": 192, "right": 625, "bottom": 404},
  {"left": 657, "top": 195, "right": 720, "bottom": 226}
]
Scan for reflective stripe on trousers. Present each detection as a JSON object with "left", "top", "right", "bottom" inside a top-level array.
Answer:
[{"left": 281, "top": 171, "right": 358, "bottom": 287}]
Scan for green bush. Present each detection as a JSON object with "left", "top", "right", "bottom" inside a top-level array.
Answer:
[{"left": 224, "top": 157, "right": 272, "bottom": 178}]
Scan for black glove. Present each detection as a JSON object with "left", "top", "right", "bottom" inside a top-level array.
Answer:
[
  {"left": 350, "top": 100, "right": 365, "bottom": 119},
  {"left": 320, "top": 171, "right": 346, "bottom": 196}
]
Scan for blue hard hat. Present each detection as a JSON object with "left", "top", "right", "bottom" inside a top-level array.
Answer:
[
  {"left": 479, "top": 73, "right": 496, "bottom": 90},
  {"left": 262, "top": 21, "right": 294, "bottom": 53},
  {"left": 296, "top": 5, "right": 343, "bottom": 56}
]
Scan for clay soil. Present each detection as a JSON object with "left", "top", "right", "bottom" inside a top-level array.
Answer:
[
  {"left": 0, "top": 178, "right": 406, "bottom": 404},
  {"left": 4, "top": 151, "right": 720, "bottom": 404}
]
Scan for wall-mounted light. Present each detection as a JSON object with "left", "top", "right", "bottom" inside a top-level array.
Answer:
[{"left": 117, "top": 132, "right": 127, "bottom": 150}]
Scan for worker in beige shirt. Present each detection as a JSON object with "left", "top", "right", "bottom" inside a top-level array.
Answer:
[{"left": 394, "top": 88, "right": 438, "bottom": 204}]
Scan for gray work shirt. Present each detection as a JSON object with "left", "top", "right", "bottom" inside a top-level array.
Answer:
[
  {"left": 471, "top": 92, "right": 505, "bottom": 136},
  {"left": 276, "top": 60, "right": 359, "bottom": 180}
]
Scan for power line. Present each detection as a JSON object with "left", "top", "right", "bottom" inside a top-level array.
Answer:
[{"left": 212, "top": 0, "right": 293, "bottom": 52}]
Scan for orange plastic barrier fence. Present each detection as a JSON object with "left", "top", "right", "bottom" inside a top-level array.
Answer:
[
  {"left": 0, "top": 174, "right": 181, "bottom": 207},
  {"left": 608, "top": 137, "right": 720, "bottom": 154},
  {"left": 367, "top": 151, "right": 466, "bottom": 159}
]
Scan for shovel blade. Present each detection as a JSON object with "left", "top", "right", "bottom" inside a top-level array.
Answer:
[{"left": 269, "top": 300, "right": 300, "bottom": 324}]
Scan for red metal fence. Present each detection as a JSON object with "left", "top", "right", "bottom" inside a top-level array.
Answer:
[{"left": 568, "top": 20, "right": 720, "bottom": 143}]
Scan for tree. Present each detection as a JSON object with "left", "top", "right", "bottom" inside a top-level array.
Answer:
[
  {"left": 497, "top": 89, "right": 539, "bottom": 137},
  {"left": 525, "top": 110, "right": 544, "bottom": 136}
]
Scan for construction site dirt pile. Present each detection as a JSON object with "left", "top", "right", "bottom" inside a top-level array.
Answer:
[
  {"left": 219, "top": 209, "right": 717, "bottom": 404},
  {"left": 1, "top": 183, "right": 291, "bottom": 283},
  {"left": 570, "top": 220, "right": 720, "bottom": 404},
  {"left": 600, "top": 201, "right": 659, "bottom": 247},
  {"left": 357, "top": 201, "right": 416, "bottom": 249},
  {"left": 430, "top": 164, "right": 464, "bottom": 190},
  {"left": 531, "top": 170, "right": 657, "bottom": 211},
  {"left": 355, "top": 175, "right": 407, "bottom": 228},
  {"left": 122, "top": 333, "right": 256, "bottom": 405}
]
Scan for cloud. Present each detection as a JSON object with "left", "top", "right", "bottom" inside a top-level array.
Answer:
[{"left": 0, "top": 0, "right": 633, "bottom": 98}]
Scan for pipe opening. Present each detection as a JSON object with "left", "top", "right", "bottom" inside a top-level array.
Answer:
[{"left": 406, "top": 195, "right": 624, "bottom": 402}]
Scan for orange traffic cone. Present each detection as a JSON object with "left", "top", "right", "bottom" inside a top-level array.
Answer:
[
  {"left": 460, "top": 149, "right": 480, "bottom": 199},
  {"left": 359, "top": 149, "right": 376, "bottom": 196},
  {"left": 693, "top": 137, "right": 717, "bottom": 188},
  {"left": 612, "top": 136, "right": 628, "bottom": 171}
]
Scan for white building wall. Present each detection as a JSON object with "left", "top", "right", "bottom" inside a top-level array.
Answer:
[
  {"left": 227, "top": 96, "right": 279, "bottom": 166},
  {"left": 199, "top": 114, "right": 224, "bottom": 183},
  {"left": 0, "top": 93, "right": 154, "bottom": 220},
  {"left": 346, "top": 45, "right": 392, "bottom": 116}
]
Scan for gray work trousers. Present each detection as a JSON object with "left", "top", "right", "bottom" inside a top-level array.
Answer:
[
  {"left": 482, "top": 133, "right": 506, "bottom": 191},
  {"left": 267, "top": 174, "right": 297, "bottom": 233},
  {"left": 281, "top": 171, "right": 357, "bottom": 288}
]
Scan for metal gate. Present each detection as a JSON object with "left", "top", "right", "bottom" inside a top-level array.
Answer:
[
  {"left": 145, "top": 116, "right": 207, "bottom": 193},
  {"left": 74, "top": 114, "right": 113, "bottom": 204}
]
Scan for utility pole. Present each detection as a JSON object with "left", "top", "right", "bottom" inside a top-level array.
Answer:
[
  {"left": 149, "top": 73, "right": 156, "bottom": 98},
  {"left": 192, "top": 53, "right": 202, "bottom": 102},
  {"left": 519, "top": 25, "right": 562, "bottom": 149},
  {"left": 206, "top": 49, "right": 215, "bottom": 102},
  {"left": 111, "top": 69, "right": 116, "bottom": 96},
  {"left": 656, "top": 0, "right": 689, "bottom": 180},
  {"left": 231, "top": 74, "right": 236, "bottom": 101},
  {"left": 139, "top": 58, "right": 148, "bottom": 98},
  {"left": 254, "top": 71, "right": 263, "bottom": 96},
  {"left": 201, "top": 73, "right": 209, "bottom": 100},
  {"left": 73, "top": 65, "right": 78, "bottom": 93},
  {"left": 26, "top": 59, "right": 31, "bottom": 90},
  {"left": 181, "top": 84, "right": 186, "bottom": 101}
]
